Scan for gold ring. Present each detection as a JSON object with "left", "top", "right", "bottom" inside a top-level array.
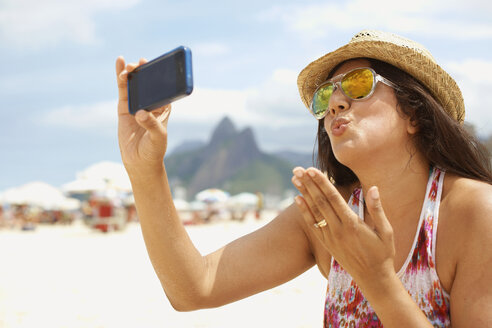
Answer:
[{"left": 314, "top": 219, "right": 327, "bottom": 228}]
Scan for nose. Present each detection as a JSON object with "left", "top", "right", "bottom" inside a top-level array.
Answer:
[{"left": 328, "top": 85, "right": 350, "bottom": 117}]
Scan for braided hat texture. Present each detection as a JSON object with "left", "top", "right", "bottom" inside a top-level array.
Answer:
[{"left": 297, "top": 30, "right": 465, "bottom": 123}]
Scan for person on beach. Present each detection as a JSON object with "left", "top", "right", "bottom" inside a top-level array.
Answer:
[{"left": 115, "top": 30, "right": 492, "bottom": 327}]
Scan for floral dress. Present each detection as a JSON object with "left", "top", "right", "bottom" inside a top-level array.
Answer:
[{"left": 324, "top": 167, "right": 451, "bottom": 327}]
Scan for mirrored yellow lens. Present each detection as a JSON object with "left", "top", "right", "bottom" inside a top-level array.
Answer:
[
  {"left": 341, "top": 68, "right": 374, "bottom": 99},
  {"left": 311, "top": 83, "right": 334, "bottom": 118}
]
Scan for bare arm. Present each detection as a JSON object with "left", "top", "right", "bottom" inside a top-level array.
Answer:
[
  {"left": 446, "top": 181, "right": 492, "bottom": 327},
  {"left": 136, "top": 171, "right": 315, "bottom": 310},
  {"left": 116, "top": 56, "right": 315, "bottom": 311}
]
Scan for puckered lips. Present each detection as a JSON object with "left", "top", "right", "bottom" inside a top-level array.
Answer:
[{"left": 330, "top": 117, "right": 350, "bottom": 137}]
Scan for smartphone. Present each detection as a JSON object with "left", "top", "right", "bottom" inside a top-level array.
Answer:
[{"left": 127, "top": 46, "right": 193, "bottom": 115}]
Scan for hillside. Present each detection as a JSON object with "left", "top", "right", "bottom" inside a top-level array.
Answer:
[{"left": 165, "top": 117, "right": 310, "bottom": 199}]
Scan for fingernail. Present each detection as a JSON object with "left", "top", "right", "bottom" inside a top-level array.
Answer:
[
  {"left": 307, "top": 170, "right": 315, "bottom": 177},
  {"left": 292, "top": 167, "right": 303, "bottom": 177},
  {"left": 293, "top": 179, "right": 302, "bottom": 187},
  {"left": 295, "top": 196, "right": 302, "bottom": 205},
  {"left": 371, "top": 187, "right": 379, "bottom": 200}
]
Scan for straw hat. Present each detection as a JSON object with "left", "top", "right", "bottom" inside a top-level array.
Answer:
[{"left": 297, "top": 30, "right": 465, "bottom": 123}]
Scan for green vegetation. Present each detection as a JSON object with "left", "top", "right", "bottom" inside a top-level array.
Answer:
[{"left": 224, "top": 155, "right": 294, "bottom": 195}]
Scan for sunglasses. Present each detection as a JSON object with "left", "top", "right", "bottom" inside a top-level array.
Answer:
[{"left": 309, "top": 67, "right": 397, "bottom": 120}]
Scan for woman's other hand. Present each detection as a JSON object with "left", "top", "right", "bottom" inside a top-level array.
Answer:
[{"left": 291, "top": 167, "right": 396, "bottom": 294}]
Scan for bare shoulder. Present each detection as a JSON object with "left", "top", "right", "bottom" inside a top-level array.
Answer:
[
  {"left": 438, "top": 173, "right": 492, "bottom": 288},
  {"left": 440, "top": 174, "right": 492, "bottom": 245},
  {"left": 441, "top": 176, "right": 492, "bottom": 324},
  {"left": 441, "top": 173, "right": 492, "bottom": 231}
]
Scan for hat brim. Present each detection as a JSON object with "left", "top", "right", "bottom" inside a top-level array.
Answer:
[{"left": 297, "top": 40, "right": 464, "bottom": 123}]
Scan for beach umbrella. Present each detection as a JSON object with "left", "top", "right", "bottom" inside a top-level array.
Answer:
[
  {"left": 61, "top": 178, "right": 107, "bottom": 193},
  {"left": 0, "top": 187, "right": 24, "bottom": 205},
  {"left": 76, "top": 161, "right": 132, "bottom": 192},
  {"left": 227, "top": 192, "right": 258, "bottom": 207},
  {"left": 189, "top": 200, "right": 206, "bottom": 211},
  {"left": 173, "top": 199, "right": 190, "bottom": 211},
  {"left": 195, "top": 188, "right": 230, "bottom": 203},
  {"left": 91, "top": 189, "right": 119, "bottom": 200},
  {"left": 0, "top": 181, "right": 80, "bottom": 210},
  {"left": 56, "top": 197, "right": 81, "bottom": 211}
]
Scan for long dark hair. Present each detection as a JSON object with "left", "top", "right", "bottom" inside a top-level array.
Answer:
[{"left": 316, "top": 58, "right": 492, "bottom": 185}]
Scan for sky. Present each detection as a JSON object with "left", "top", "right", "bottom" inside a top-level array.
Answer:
[{"left": 1, "top": 0, "right": 492, "bottom": 191}]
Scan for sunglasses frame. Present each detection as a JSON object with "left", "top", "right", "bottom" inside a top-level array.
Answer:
[{"left": 309, "top": 67, "right": 397, "bottom": 120}]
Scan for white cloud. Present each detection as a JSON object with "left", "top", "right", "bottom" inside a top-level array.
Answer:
[
  {"left": 171, "top": 87, "right": 253, "bottom": 123},
  {"left": 0, "top": 0, "right": 140, "bottom": 48},
  {"left": 192, "top": 42, "right": 230, "bottom": 57},
  {"left": 40, "top": 88, "right": 252, "bottom": 132},
  {"left": 39, "top": 100, "right": 117, "bottom": 132},
  {"left": 260, "top": 0, "right": 492, "bottom": 40},
  {"left": 40, "top": 67, "right": 314, "bottom": 149},
  {"left": 246, "top": 68, "right": 311, "bottom": 127},
  {"left": 170, "top": 74, "right": 315, "bottom": 152},
  {"left": 445, "top": 59, "right": 492, "bottom": 136},
  {"left": 171, "top": 68, "right": 310, "bottom": 127},
  {"left": 41, "top": 56, "right": 492, "bottom": 151}
]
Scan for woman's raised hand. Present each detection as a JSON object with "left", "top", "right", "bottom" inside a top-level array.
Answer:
[
  {"left": 115, "top": 56, "right": 171, "bottom": 176},
  {"left": 291, "top": 167, "right": 396, "bottom": 294}
]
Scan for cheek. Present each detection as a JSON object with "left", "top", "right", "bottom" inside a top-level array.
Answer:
[
  {"left": 361, "top": 98, "right": 403, "bottom": 130},
  {"left": 359, "top": 115, "right": 391, "bottom": 135},
  {"left": 357, "top": 110, "right": 410, "bottom": 147}
]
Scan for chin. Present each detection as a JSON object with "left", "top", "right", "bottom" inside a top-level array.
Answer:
[
  {"left": 332, "top": 138, "right": 376, "bottom": 167},
  {"left": 331, "top": 145, "right": 358, "bottom": 168}
]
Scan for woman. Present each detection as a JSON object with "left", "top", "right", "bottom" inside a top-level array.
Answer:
[{"left": 115, "top": 30, "right": 492, "bottom": 327}]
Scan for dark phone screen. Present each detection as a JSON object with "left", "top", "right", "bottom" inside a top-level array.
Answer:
[{"left": 128, "top": 50, "right": 186, "bottom": 113}]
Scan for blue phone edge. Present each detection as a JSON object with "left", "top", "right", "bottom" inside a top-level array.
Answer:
[{"left": 126, "top": 46, "right": 193, "bottom": 115}]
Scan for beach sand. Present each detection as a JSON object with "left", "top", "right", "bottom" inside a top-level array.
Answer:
[{"left": 0, "top": 214, "right": 326, "bottom": 327}]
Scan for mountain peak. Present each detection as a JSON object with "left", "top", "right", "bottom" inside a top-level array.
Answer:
[
  {"left": 164, "top": 116, "right": 301, "bottom": 198},
  {"left": 209, "top": 116, "right": 236, "bottom": 146},
  {"left": 235, "top": 127, "right": 259, "bottom": 154}
]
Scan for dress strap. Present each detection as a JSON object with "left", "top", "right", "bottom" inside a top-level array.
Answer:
[
  {"left": 347, "top": 188, "right": 364, "bottom": 219},
  {"left": 396, "top": 166, "right": 444, "bottom": 277},
  {"left": 430, "top": 167, "right": 445, "bottom": 261}
]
